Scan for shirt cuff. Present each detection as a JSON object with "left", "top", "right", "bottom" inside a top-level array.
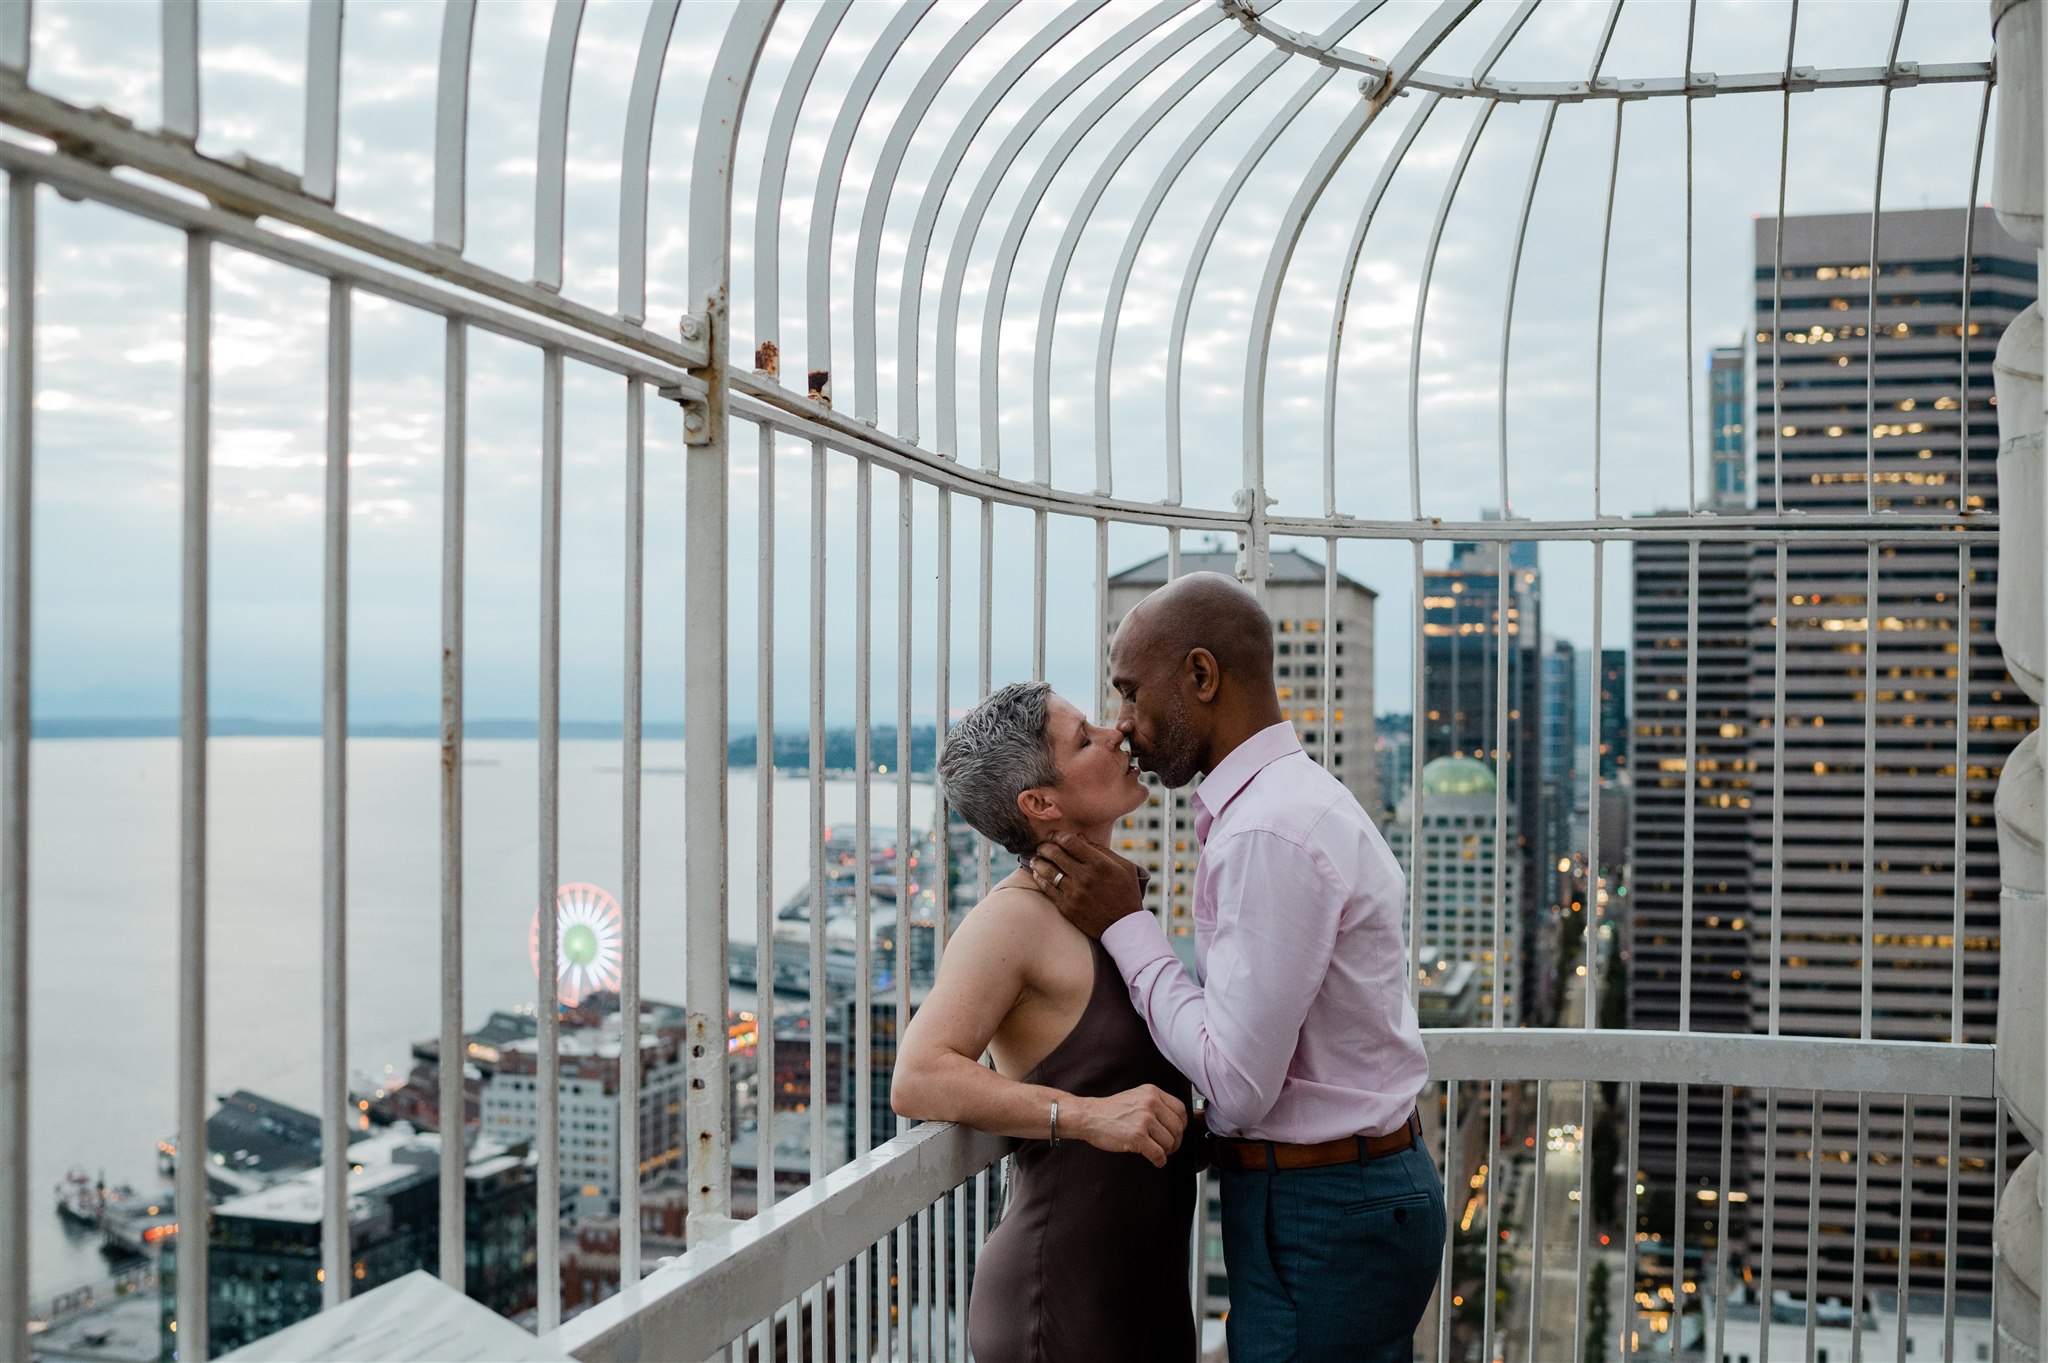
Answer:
[{"left": 1100, "top": 910, "right": 1175, "bottom": 981}]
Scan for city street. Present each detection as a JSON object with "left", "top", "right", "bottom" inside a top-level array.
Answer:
[{"left": 1501, "top": 969, "right": 1630, "bottom": 1363}]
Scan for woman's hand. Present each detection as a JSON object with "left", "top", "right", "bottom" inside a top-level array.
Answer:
[{"left": 1067, "top": 1084, "right": 1188, "bottom": 1168}]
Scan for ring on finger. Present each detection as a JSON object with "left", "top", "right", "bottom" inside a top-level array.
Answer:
[{"left": 1051, "top": 869, "right": 1065, "bottom": 889}]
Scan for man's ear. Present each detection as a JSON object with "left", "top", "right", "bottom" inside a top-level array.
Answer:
[
  {"left": 1186, "top": 647, "right": 1222, "bottom": 704},
  {"left": 1016, "top": 785, "right": 1060, "bottom": 826}
]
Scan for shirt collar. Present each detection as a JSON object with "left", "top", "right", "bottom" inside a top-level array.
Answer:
[{"left": 1191, "top": 721, "right": 1301, "bottom": 826}]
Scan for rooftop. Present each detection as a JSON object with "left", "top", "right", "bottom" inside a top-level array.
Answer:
[
  {"left": 1108, "top": 548, "right": 1373, "bottom": 595},
  {"left": 1420, "top": 755, "right": 1498, "bottom": 797},
  {"left": 212, "top": 1126, "right": 439, "bottom": 1227}
]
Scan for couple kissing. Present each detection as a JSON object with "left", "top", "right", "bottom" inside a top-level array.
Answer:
[{"left": 892, "top": 572, "right": 1445, "bottom": 1363}]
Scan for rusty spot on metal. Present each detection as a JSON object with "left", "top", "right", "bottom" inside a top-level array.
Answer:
[
  {"left": 808, "top": 369, "right": 831, "bottom": 406},
  {"left": 755, "top": 340, "right": 779, "bottom": 376}
]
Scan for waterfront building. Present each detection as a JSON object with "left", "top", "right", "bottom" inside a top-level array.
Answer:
[
  {"left": 480, "top": 1015, "right": 688, "bottom": 1215},
  {"left": 160, "top": 1128, "right": 536, "bottom": 1357}
]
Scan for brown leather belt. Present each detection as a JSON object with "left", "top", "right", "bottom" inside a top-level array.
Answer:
[{"left": 1212, "top": 1111, "right": 1422, "bottom": 1172}]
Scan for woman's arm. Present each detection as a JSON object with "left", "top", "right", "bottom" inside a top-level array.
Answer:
[{"left": 890, "top": 889, "right": 1187, "bottom": 1168}]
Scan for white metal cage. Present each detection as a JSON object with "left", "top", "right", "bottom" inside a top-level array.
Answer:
[{"left": 0, "top": 2, "right": 2043, "bottom": 1362}]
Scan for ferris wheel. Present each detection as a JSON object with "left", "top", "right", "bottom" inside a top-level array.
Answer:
[{"left": 528, "top": 883, "right": 625, "bottom": 1009}]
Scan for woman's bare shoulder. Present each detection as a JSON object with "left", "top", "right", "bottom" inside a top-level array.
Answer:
[
  {"left": 954, "top": 880, "right": 1062, "bottom": 945},
  {"left": 942, "top": 881, "right": 1091, "bottom": 1010}
]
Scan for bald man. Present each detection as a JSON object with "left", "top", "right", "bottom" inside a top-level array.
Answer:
[{"left": 1032, "top": 572, "right": 1442, "bottom": 1363}]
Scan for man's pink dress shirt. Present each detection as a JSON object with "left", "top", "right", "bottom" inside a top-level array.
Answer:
[{"left": 1100, "top": 721, "right": 1430, "bottom": 1143}]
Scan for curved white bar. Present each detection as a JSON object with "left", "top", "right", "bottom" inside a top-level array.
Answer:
[
  {"left": 1163, "top": 65, "right": 1331, "bottom": 505},
  {"left": 850, "top": 2, "right": 1016, "bottom": 425},
  {"left": 532, "top": 0, "right": 587, "bottom": 293},
  {"left": 1324, "top": 0, "right": 1533, "bottom": 520},
  {"left": 1238, "top": 0, "right": 1478, "bottom": 504},
  {"left": 303, "top": 1, "right": 344, "bottom": 204},
  {"left": 934, "top": 1, "right": 1193, "bottom": 462},
  {"left": 983, "top": 7, "right": 1220, "bottom": 472},
  {"left": 1023, "top": 22, "right": 1245, "bottom": 487},
  {"left": 1320, "top": 94, "right": 1439, "bottom": 518},
  {"left": 617, "top": 0, "right": 681, "bottom": 325},
  {"left": 162, "top": 0, "right": 199, "bottom": 142},
  {"left": 750, "top": 2, "right": 853, "bottom": 354},
  {"left": 1093, "top": 42, "right": 1298, "bottom": 493},
  {"left": 801, "top": 0, "right": 938, "bottom": 401},
  {"left": 432, "top": 0, "right": 478, "bottom": 253},
  {"left": 892, "top": 1, "right": 1098, "bottom": 446}
]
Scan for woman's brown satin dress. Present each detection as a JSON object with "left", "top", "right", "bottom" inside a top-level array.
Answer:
[{"left": 967, "top": 937, "right": 1199, "bottom": 1363}]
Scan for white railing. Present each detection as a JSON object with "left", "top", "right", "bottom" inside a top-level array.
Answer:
[
  {"left": 558, "top": 1121, "right": 1007, "bottom": 1363},
  {"left": 538, "top": 1030, "right": 1998, "bottom": 1361}
]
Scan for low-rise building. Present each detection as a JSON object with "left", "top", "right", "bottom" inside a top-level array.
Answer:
[
  {"left": 480, "top": 1014, "right": 688, "bottom": 1216},
  {"left": 1383, "top": 756, "right": 1522, "bottom": 1027},
  {"left": 160, "top": 1126, "right": 536, "bottom": 1358},
  {"left": 1415, "top": 953, "right": 1481, "bottom": 1029}
]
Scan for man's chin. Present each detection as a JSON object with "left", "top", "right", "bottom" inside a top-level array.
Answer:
[{"left": 1141, "top": 760, "right": 1197, "bottom": 790}]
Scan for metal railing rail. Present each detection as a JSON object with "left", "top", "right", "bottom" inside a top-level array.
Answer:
[
  {"left": 545, "top": 1027, "right": 1998, "bottom": 1360},
  {"left": 557, "top": 1120, "right": 1010, "bottom": 1363}
]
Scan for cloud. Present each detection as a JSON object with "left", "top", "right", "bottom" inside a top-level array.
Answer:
[{"left": 10, "top": 0, "right": 2008, "bottom": 726}]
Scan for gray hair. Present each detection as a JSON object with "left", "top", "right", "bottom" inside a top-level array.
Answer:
[{"left": 937, "top": 681, "right": 1058, "bottom": 859}]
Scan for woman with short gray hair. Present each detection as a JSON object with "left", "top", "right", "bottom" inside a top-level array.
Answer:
[{"left": 891, "top": 682, "right": 1199, "bottom": 1362}]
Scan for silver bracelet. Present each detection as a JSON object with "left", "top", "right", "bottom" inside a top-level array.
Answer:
[{"left": 1049, "top": 1099, "right": 1060, "bottom": 1147}]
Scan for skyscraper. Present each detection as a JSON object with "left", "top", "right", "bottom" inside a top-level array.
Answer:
[
  {"left": 1540, "top": 636, "right": 1580, "bottom": 917},
  {"left": 1629, "top": 345, "right": 1760, "bottom": 1229},
  {"left": 1107, "top": 549, "right": 1376, "bottom": 944},
  {"left": 1709, "top": 345, "right": 1750, "bottom": 511},
  {"left": 1377, "top": 710, "right": 1414, "bottom": 818},
  {"left": 1743, "top": 207, "right": 2035, "bottom": 1299},
  {"left": 1597, "top": 648, "right": 1629, "bottom": 784},
  {"left": 1425, "top": 527, "right": 1547, "bottom": 1020}
]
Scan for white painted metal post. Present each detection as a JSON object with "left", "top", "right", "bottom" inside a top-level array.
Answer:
[
  {"left": 320, "top": 278, "right": 352, "bottom": 1311},
  {"left": 0, "top": 171, "right": 29, "bottom": 1363},
  {"left": 438, "top": 319, "right": 466, "bottom": 1294},
  {"left": 177, "top": 225, "right": 212, "bottom": 1362},
  {"left": 538, "top": 348, "right": 564, "bottom": 1331},
  {"left": 684, "top": 0, "right": 780, "bottom": 1251},
  {"left": 621, "top": 377, "right": 645, "bottom": 1287}
]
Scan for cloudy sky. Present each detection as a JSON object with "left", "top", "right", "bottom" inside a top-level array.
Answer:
[{"left": 9, "top": 0, "right": 2008, "bottom": 729}]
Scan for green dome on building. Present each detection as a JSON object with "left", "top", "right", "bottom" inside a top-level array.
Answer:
[{"left": 1420, "top": 755, "right": 1497, "bottom": 797}]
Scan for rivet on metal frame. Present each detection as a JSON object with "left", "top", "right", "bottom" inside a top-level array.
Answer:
[
  {"left": 657, "top": 381, "right": 715, "bottom": 446},
  {"left": 680, "top": 401, "right": 711, "bottom": 445}
]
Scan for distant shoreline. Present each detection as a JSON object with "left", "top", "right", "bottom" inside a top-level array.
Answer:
[
  {"left": 31, "top": 717, "right": 688, "bottom": 740},
  {"left": 29, "top": 718, "right": 943, "bottom": 775}
]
